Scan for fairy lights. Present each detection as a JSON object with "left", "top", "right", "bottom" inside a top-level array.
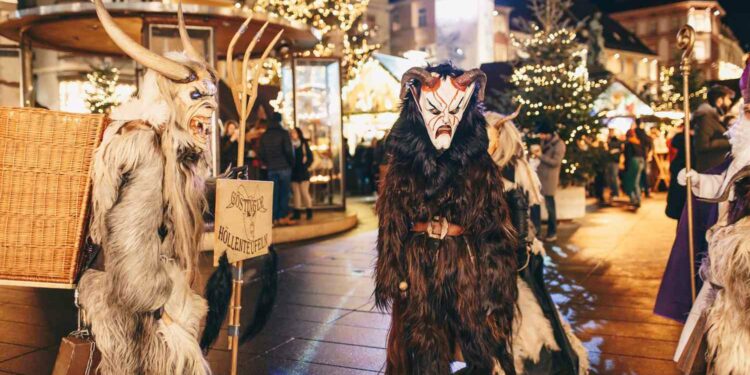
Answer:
[
  {"left": 85, "top": 65, "right": 122, "bottom": 114},
  {"left": 509, "top": 2, "right": 607, "bottom": 186},
  {"left": 254, "top": 0, "right": 380, "bottom": 81}
]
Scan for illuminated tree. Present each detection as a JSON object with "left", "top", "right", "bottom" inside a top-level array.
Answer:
[
  {"left": 85, "top": 64, "right": 121, "bottom": 114},
  {"left": 510, "top": 0, "right": 607, "bottom": 185}
]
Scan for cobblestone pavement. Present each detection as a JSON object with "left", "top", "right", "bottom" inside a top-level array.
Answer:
[{"left": 0, "top": 195, "right": 681, "bottom": 374}]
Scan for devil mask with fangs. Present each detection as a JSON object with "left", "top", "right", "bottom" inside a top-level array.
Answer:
[
  {"left": 402, "top": 65, "right": 487, "bottom": 151},
  {"left": 375, "top": 63, "right": 518, "bottom": 374},
  {"left": 75, "top": 1, "right": 279, "bottom": 374}
]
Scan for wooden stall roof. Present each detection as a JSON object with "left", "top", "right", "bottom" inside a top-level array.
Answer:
[{"left": 0, "top": 2, "right": 319, "bottom": 56}]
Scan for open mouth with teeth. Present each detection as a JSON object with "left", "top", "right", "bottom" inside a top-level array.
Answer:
[
  {"left": 435, "top": 125, "right": 452, "bottom": 137},
  {"left": 189, "top": 116, "right": 211, "bottom": 145}
]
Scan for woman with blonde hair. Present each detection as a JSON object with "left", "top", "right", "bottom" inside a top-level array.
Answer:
[{"left": 485, "top": 108, "right": 589, "bottom": 374}]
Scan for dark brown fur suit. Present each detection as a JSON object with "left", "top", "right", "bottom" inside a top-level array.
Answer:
[{"left": 375, "top": 64, "right": 518, "bottom": 374}]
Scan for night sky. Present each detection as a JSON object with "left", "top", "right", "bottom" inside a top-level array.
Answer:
[{"left": 719, "top": 0, "right": 750, "bottom": 50}]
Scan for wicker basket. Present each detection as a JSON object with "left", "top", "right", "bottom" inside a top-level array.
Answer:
[{"left": 0, "top": 107, "right": 105, "bottom": 285}]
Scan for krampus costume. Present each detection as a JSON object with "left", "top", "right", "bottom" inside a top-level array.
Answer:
[
  {"left": 375, "top": 64, "right": 518, "bottom": 374},
  {"left": 77, "top": 1, "right": 226, "bottom": 373},
  {"left": 486, "top": 110, "right": 588, "bottom": 374}
]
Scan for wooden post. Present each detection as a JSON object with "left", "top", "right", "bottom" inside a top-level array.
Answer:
[
  {"left": 223, "top": 16, "right": 283, "bottom": 374},
  {"left": 677, "top": 25, "right": 697, "bottom": 303}
]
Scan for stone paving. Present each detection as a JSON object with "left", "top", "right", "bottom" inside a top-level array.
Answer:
[{"left": 0, "top": 194, "right": 683, "bottom": 374}]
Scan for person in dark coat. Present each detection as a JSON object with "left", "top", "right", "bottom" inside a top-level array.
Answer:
[
  {"left": 258, "top": 113, "right": 296, "bottom": 225},
  {"left": 290, "top": 127, "right": 314, "bottom": 220},
  {"left": 693, "top": 85, "right": 735, "bottom": 172},
  {"left": 665, "top": 125, "right": 694, "bottom": 219},
  {"left": 220, "top": 120, "right": 240, "bottom": 172},
  {"left": 605, "top": 128, "right": 623, "bottom": 204}
]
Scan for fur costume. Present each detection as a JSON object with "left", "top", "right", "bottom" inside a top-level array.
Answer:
[
  {"left": 704, "top": 214, "right": 750, "bottom": 375},
  {"left": 77, "top": 1, "right": 221, "bottom": 373},
  {"left": 375, "top": 64, "right": 518, "bottom": 374},
  {"left": 485, "top": 111, "right": 589, "bottom": 375}
]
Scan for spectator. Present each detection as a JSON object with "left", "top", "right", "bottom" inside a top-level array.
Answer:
[
  {"left": 290, "top": 127, "right": 314, "bottom": 221},
  {"left": 531, "top": 118, "right": 565, "bottom": 242},
  {"left": 606, "top": 128, "right": 623, "bottom": 204},
  {"left": 665, "top": 124, "right": 693, "bottom": 219},
  {"left": 258, "top": 113, "right": 296, "bottom": 226},
  {"left": 220, "top": 120, "right": 239, "bottom": 172},
  {"left": 623, "top": 123, "right": 649, "bottom": 209},
  {"left": 353, "top": 139, "right": 374, "bottom": 195},
  {"left": 635, "top": 120, "right": 654, "bottom": 198},
  {"left": 693, "top": 85, "right": 735, "bottom": 172}
]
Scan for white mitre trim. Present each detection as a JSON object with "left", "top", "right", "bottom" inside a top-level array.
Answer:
[
  {"left": 109, "top": 69, "right": 171, "bottom": 127},
  {"left": 728, "top": 108, "right": 750, "bottom": 166}
]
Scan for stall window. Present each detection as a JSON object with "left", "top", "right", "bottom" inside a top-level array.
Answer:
[{"left": 0, "top": 48, "right": 21, "bottom": 107}]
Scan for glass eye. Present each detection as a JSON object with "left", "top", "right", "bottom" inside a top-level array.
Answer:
[{"left": 190, "top": 90, "right": 202, "bottom": 100}]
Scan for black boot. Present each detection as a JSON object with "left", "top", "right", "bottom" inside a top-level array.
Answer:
[
  {"left": 306, "top": 208, "right": 313, "bottom": 220},
  {"left": 292, "top": 209, "right": 301, "bottom": 220}
]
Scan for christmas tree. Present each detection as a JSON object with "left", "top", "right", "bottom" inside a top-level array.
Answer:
[
  {"left": 85, "top": 65, "right": 121, "bottom": 114},
  {"left": 510, "top": 0, "right": 607, "bottom": 186}
]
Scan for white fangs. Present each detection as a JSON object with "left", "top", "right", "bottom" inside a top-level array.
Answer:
[{"left": 189, "top": 116, "right": 210, "bottom": 145}]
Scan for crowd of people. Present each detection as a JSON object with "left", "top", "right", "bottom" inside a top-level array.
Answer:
[{"left": 219, "top": 112, "right": 315, "bottom": 226}]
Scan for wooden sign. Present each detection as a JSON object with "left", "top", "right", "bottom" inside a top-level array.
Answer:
[{"left": 214, "top": 179, "right": 273, "bottom": 264}]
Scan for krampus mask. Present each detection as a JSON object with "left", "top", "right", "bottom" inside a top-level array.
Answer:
[
  {"left": 376, "top": 63, "right": 518, "bottom": 374},
  {"left": 401, "top": 67, "right": 486, "bottom": 151}
]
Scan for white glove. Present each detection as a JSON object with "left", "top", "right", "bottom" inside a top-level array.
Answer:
[{"left": 677, "top": 168, "right": 700, "bottom": 188}]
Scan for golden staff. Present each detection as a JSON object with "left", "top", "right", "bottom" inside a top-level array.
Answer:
[
  {"left": 224, "top": 15, "right": 283, "bottom": 375},
  {"left": 677, "top": 25, "right": 696, "bottom": 303}
]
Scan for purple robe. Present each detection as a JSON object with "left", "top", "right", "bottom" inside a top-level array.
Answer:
[{"left": 654, "top": 158, "right": 731, "bottom": 323}]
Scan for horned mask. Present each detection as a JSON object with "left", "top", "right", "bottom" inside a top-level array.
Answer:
[
  {"left": 94, "top": 0, "right": 217, "bottom": 149},
  {"left": 400, "top": 67, "right": 487, "bottom": 151}
]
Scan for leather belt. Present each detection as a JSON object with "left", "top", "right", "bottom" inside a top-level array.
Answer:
[{"left": 411, "top": 217, "right": 464, "bottom": 239}]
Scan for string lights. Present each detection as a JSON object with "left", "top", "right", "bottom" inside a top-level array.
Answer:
[
  {"left": 509, "top": 13, "right": 607, "bottom": 185},
  {"left": 253, "top": 0, "right": 380, "bottom": 82},
  {"left": 85, "top": 65, "right": 121, "bottom": 114}
]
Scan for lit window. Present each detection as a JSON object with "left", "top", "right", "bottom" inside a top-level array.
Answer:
[
  {"left": 658, "top": 38, "right": 669, "bottom": 61},
  {"left": 391, "top": 11, "right": 400, "bottom": 32},
  {"left": 687, "top": 8, "right": 712, "bottom": 33},
  {"left": 418, "top": 8, "right": 427, "bottom": 28},
  {"left": 658, "top": 17, "right": 670, "bottom": 33},
  {"left": 694, "top": 40, "right": 708, "bottom": 61}
]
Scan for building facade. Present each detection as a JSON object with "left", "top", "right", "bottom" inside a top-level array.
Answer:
[{"left": 610, "top": 1, "right": 745, "bottom": 81}]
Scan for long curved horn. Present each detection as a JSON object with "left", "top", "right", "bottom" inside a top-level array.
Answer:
[
  {"left": 94, "top": 0, "right": 195, "bottom": 82},
  {"left": 699, "top": 165, "right": 750, "bottom": 203},
  {"left": 400, "top": 67, "right": 437, "bottom": 100},
  {"left": 493, "top": 104, "right": 523, "bottom": 128},
  {"left": 178, "top": 0, "right": 205, "bottom": 64},
  {"left": 454, "top": 68, "right": 487, "bottom": 101}
]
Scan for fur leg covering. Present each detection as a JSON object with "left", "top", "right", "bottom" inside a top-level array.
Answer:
[
  {"left": 79, "top": 264, "right": 209, "bottom": 375},
  {"left": 559, "top": 311, "right": 589, "bottom": 375},
  {"left": 513, "top": 278, "right": 559, "bottom": 373},
  {"left": 240, "top": 245, "right": 279, "bottom": 343},
  {"left": 200, "top": 253, "right": 232, "bottom": 352}
]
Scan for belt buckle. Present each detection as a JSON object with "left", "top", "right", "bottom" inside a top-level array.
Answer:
[{"left": 427, "top": 216, "right": 449, "bottom": 240}]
